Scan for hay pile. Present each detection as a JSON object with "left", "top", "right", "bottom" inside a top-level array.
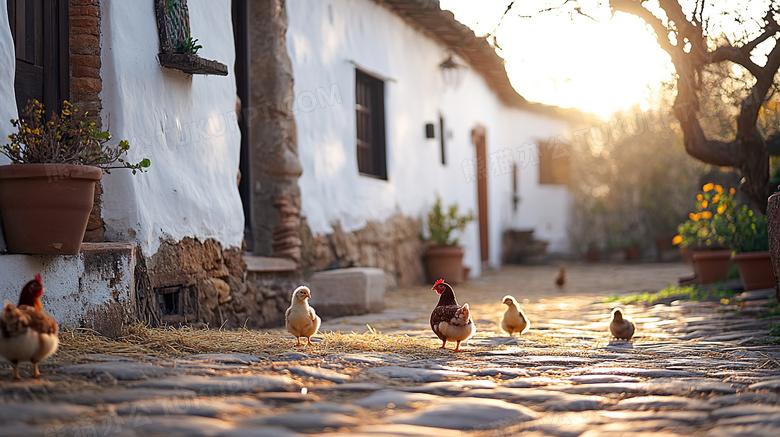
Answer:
[{"left": 55, "top": 324, "right": 485, "bottom": 362}]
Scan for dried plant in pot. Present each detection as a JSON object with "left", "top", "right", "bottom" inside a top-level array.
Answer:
[
  {"left": 423, "top": 195, "right": 474, "bottom": 284},
  {"left": 0, "top": 100, "right": 150, "bottom": 255}
]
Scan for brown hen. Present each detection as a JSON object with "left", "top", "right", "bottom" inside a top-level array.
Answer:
[{"left": 430, "top": 279, "right": 475, "bottom": 352}]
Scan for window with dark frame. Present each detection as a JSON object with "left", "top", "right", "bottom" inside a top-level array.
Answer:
[
  {"left": 538, "top": 140, "right": 571, "bottom": 186},
  {"left": 355, "top": 70, "right": 387, "bottom": 179}
]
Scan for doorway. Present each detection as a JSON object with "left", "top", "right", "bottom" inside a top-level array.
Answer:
[
  {"left": 232, "top": 0, "right": 253, "bottom": 251},
  {"left": 472, "top": 125, "right": 489, "bottom": 265},
  {"left": 7, "top": 0, "right": 69, "bottom": 113}
]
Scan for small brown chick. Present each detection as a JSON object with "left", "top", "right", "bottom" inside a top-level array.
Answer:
[
  {"left": 609, "top": 308, "right": 635, "bottom": 340},
  {"left": 555, "top": 265, "right": 566, "bottom": 291},
  {"left": 285, "top": 286, "right": 321, "bottom": 346},
  {"left": 501, "top": 295, "right": 529, "bottom": 336}
]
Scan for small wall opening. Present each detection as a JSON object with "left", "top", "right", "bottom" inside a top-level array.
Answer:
[{"left": 154, "top": 284, "right": 197, "bottom": 324}]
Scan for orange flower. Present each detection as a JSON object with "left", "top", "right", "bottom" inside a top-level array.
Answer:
[
  {"left": 715, "top": 185, "right": 723, "bottom": 193},
  {"left": 701, "top": 211, "right": 712, "bottom": 219},
  {"left": 729, "top": 188, "right": 736, "bottom": 195},
  {"left": 672, "top": 235, "right": 683, "bottom": 245},
  {"left": 689, "top": 212, "right": 696, "bottom": 220},
  {"left": 712, "top": 195, "right": 720, "bottom": 203},
  {"left": 696, "top": 194, "right": 703, "bottom": 201},
  {"left": 701, "top": 200, "right": 708, "bottom": 208},
  {"left": 717, "top": 204, "right": 727, "bottom": 214},
  {"left": 703, "top": 183, "right": 714, "bottom": 192}
]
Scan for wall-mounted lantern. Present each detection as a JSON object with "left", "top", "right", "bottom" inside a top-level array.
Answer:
[{"left": 439, "top": 54, "right": 465, "bottom": 88}]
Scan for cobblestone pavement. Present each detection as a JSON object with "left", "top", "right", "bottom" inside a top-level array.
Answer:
[{"left": 2, "top": 262, "right": 780, "bottom": 436}]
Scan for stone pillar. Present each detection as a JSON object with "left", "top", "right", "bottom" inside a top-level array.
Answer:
[
  {"left": 247, "top": 0, "right": 303, "bottom": 261},
  {"left": 70, "top": 0, "right": 105, "bottom": 242},
  {"left": 767, "top": 192, "right": 780, "bottom": 302}
]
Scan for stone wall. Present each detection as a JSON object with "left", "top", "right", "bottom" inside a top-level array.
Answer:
[
  {"left": 300, "top": 214, "right": 426, "bottom": 290},
  {"left": 137, "top": 237, "right": 300, "bottom": 328}
]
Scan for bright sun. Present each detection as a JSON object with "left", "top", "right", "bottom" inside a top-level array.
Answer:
[{"left": 439, "top": 1, "right": 673, "bottom": 118}]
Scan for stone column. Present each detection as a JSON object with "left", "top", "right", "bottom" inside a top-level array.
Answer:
[{"left": 247, "top": 0, "right": 303, "bottom": 261}]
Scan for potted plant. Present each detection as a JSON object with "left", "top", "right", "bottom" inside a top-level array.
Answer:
[
  {"left": 585, "top": 241, "right": 600, "bottom": 262},
  {"left": 423, "top": 195, "right": 474, "bottom": 283},
  {"left": 0, "top": 100, "right": 149, "bottom": 255},
  {"left": 672, "top": 183, "right": 736, "bottom": 284},
  {"left": 729, "top": 206, "right": 774, "bottom": 290}
]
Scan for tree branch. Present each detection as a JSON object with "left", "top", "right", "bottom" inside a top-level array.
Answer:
[
  {"left": 710, "top": 13, "right": 780, "bottom": 78},
  {"left": 710, "top": 46, "right": 763, "bottom": 77}
]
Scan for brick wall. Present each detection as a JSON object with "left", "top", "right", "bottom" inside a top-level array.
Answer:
[{"left": 69, "top": 0, "right": 104, "bottom": 242}]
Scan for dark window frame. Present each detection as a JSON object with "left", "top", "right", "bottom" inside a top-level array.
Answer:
[{"left": 355, "top": 69, "right": 387, "bottom": 180}]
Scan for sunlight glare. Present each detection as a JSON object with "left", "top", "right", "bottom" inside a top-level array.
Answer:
[{"left": 440, "top": 1, "right": 673, "bottom": 118}]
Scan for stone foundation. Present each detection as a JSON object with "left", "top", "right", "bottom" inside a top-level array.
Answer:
[
  {"left": 138, "top": 237, "right": 301, "bottom": 328},
  {"left": 300, "top": 214, "right": 426, "bottom": 290}
]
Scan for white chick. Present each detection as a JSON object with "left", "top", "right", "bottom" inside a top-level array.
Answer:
[
  {"left": 285, "top": 285, "right": 321, "bottom": 346},
  {"left": 501, "top": 295, "right": 530, "bottom": 336}
]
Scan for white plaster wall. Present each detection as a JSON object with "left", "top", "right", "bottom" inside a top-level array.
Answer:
[
  {"left": 100, "top": 0, "right": 243, "bottom": 256},
  {"left": 0, "top": 0, "right": 16, "bottom": 252},
  {"left": 495, "top": 107, "right": 573, "bottom": 254},
  {"left": 0, "top": 1, "right": 15, "bottom": 155},
  {"left": 286, "top": 0, "right": 574, "bottom": 273}
]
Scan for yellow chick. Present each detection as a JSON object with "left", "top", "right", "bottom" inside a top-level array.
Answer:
[
  {"left": 501, "top": 295, "right": 529, "bottom": 336},
  {"left": 609, "top": 308, "right": 635, "bottom": 340},
  {"left": 285, "top": 286, "right": 321, "bottom": 346}
]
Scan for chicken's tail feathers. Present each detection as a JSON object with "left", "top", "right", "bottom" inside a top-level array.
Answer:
[
  {"left": 1, "top": 301, "right": 29, "bottom": 332},
  {"left": 454, "top": 303, "right": 471, "bottom": 320},
  {"left": 2, "top": 301, "right": 17, "bottom": 316}
]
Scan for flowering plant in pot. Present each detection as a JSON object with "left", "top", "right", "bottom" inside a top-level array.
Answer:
[
  {"left": 672, "top": 183, "right": 737, "bottom": 284},
  {"left": 0, "top": 100, "right": 150, "bottom": 255},
  {"left": 728, "top": 206, "right": 774, "bottom": 290},
  {"left": 423, "top": 195, "right": 474, "bottom": 284}
]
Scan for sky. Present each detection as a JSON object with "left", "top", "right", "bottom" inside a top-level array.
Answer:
[{"left": 439, "top": 0, "right": 675, "bottom": 118}]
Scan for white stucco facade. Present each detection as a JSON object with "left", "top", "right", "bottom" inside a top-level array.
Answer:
[
  {"left": 100, "top": 0, "right": 244, "bottom": 256},
  {"left": 0, "top": 2, "right": 15, "bottom": 151},
  {"left": 0, "top": 0, "right": 243, "bottom": 329},
  {"left": 286, "top": 0, "right": 573, "bottom": 275}
]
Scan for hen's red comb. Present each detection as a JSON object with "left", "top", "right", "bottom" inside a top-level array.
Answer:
[
  {"left": 434, "top": 279, "right": 444, "bottom": 286},
  {"left": 34, "top": 273, "right": 42, "bottom": 285}
]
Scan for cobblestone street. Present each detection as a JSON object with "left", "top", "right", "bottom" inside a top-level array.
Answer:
[{"left": 2, "top": 262, "right": 780, "bottom": 436}]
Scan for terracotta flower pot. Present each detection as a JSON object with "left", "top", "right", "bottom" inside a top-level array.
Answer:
[
  {"left": 732, "top": 251, "right": 776, "bottom": 291},
  {"left": 424, "top": 245, "right": 465, "bottom": 284},
  {"left": 692, "top": 249, "right": 732, "bottom": 284},
  {"left": 0, "top": 164, "right": 101, "bottom": 255},
  {"left": 625, "top": 247, "right": 641, "bottom": 261}
]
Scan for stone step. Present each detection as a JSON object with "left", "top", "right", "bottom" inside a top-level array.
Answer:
[
  {"left": 244, "top": 255, "right": 297, "bottom": 273},
  {"left": 308, "top": 267, "right": 386, "bottom": 318}
]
